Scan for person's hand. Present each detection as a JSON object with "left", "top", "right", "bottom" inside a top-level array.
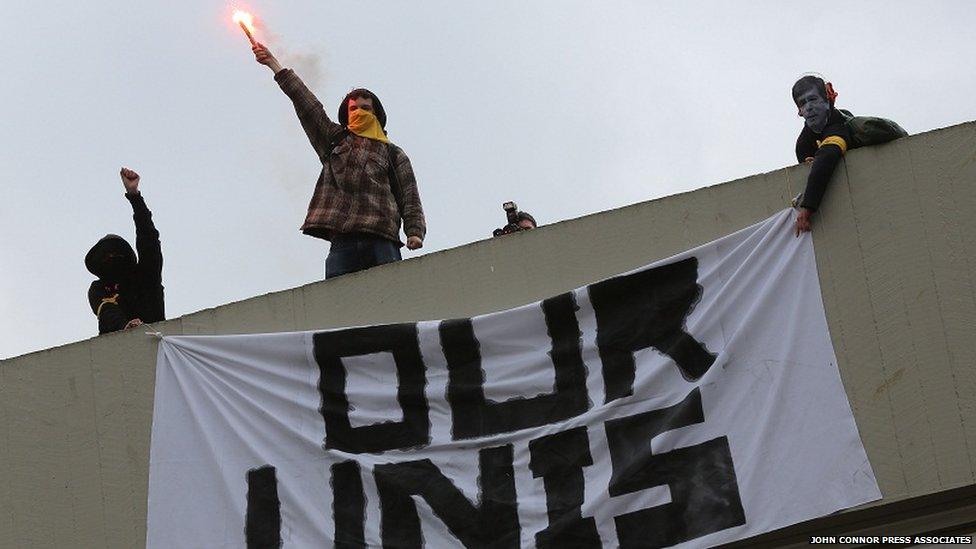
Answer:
[
  {"left": 804, "top": 157, "right": 815, "bottom": 164},
  {"left": 120, "top": 167, "right": 140, "bottom": 194},
  {"left": 794, "top": 208, "right": 813, "bottom": 236},
  {"left": 252, "top": 42, "right": 282, "bottom": 73},
  {"left": 406, "top": 236, "right": 423, "bottom": 250},
  {"left": 124, "top": 318, "right": 144, "bottom": 330}
]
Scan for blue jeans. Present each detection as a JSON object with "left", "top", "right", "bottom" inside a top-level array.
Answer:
[{"left": 325, "top": 233, "right": 402, "bottom": 279}]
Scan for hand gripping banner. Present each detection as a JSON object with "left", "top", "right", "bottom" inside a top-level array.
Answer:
[{"left": 147, "top": 209, "right": 880, "bottom": 548}]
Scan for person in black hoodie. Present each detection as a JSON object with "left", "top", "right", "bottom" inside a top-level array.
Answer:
[
  {"left": 792, "top": 75, "right": 850, "bottom": 235},
  {"left": 85, "top": 167, "right": 165, "bottom": 334}
]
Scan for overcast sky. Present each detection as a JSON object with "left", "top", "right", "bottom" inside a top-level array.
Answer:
[{"left": 2, "top": 1, "right": 973, "bottom": 359}]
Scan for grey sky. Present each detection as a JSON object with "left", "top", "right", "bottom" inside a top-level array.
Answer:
[{"left": 2, "top": 1, "right": 973, "bottom": 359}]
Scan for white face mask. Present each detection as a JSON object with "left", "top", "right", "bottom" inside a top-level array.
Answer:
[{"left": 796, "top": 88, "right": 831, "bottom": 133}]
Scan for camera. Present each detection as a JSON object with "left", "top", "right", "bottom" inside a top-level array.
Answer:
[{"left": 492, "top": 201, "right": 523, "bottom": 237}]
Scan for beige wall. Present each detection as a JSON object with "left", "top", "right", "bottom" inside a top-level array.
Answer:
[{"left": 1, "top": 121, "right": 974, "bottom": 547}]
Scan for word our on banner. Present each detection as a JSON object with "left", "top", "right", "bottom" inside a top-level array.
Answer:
[{"left": 147, "top": 209, "right": 882, "bottom": 548}]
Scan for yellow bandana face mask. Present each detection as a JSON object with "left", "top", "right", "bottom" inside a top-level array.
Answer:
[{"left": 347, "top": 108, "right": 389, "bottom": 143}]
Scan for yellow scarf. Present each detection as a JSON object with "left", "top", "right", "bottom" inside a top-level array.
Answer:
[{"left": 347, "top": 109, "right": 389, "bottom": 143}]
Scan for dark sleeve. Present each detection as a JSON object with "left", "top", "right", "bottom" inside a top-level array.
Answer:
[
  {"left": 796, "top": 126, "right": 817, "bottom": 163},
  {"left": 274, "top": 68, "right": 346, "bottom": 162},
  {"left": 88, "top": 282, "right": 129, "bottom": 334},
  {"left": 391, "top": 147, "right": 427, "bottom": 240},
  {"left": 127, "top": 192, "right": 162, "bottom": 283},
  {"left": 800, "top": 114, "right": 851, "bottom": 211},
  {"left": 800, "top": 146, "right": 843, "bottom": 211}
]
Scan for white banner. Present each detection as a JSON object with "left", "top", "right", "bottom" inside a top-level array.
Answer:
[{"left": 147, "top": 209, "right": 880, "bottom": 548}]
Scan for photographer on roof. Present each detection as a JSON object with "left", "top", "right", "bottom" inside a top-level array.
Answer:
[{"left": 493, "top": 202, "right": 538, "bottom": 237}]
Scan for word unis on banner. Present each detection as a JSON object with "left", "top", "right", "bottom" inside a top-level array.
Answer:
[{"left": 146, "top": 209, "right": 881, "bottom": 548}]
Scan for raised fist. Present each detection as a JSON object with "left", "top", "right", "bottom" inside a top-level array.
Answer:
[
  {"left": 120, "top": 167, "right": 140, "bottom": 194},
  {"left": 252, "top": 42, "right": 283, "bottom": 73}
]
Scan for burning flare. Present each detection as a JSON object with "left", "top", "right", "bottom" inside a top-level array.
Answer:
[
  {"left": 232, "top": 10, "right": 257, "bottom": 45},
  {"left": 232, "top": 10, "right": 255, "bottom": 32}
]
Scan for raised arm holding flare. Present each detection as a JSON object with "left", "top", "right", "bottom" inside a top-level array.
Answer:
[{"left": 252, "top": 42, "right": 426, "bottom": 279}]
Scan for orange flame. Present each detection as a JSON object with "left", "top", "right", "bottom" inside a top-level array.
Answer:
[{"left": 232, "top": 10, "right": 256, "bottom": 34}]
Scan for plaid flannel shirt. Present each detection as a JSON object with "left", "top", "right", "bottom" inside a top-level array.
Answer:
[{"left": 274, "top": 69, "right": 426, "bottom": 245}]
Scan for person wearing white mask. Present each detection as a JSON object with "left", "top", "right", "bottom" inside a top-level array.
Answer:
[{"left": 791, "top": 75, "right": 850, "bottom": 236}]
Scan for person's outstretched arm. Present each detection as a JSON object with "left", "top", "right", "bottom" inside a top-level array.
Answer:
[
  {"left": 800, "top": 142, "right": 845, "bottom": 210},
  {"left": 795, "top": 141, "right": 845, "bottom": 235},
  {"left": 795, "top": 117, "right": 850, "bottom": 235},
  {"left": 120, "top": 168, "right": 162, "bottom": 282},
  {"left": 252, "top": 43, "right": 344, "bottom": 162}
]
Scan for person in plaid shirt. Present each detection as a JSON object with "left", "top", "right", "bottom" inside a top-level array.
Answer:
[{"left": 251, "top": 42, "right": 426, "bottom": 279}]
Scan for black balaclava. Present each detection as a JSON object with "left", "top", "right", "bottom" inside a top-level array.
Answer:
[
  {"left": 85, "top": 234, "right": 137, "bottom": 280},
  {"left": 337, "top": 88, "right": 387, "bottom": 129}
]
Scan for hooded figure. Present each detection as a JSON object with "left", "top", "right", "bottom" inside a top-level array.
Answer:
[
  {"left": 86, "top": 234, "right": 137, "bottom": 280},
  {"left": 86, "top": 179, "right": 165, "bottom": 334}
]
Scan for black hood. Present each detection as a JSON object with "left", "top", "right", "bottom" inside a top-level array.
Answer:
[
  {"left": 337, "top": 88, "right": 387, "bottom": 129},
  {"left": 85, "top": 234, "right": 136, "bottom": 278}
]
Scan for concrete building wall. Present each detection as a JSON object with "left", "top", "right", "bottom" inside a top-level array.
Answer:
[{"left": 1, "top": 121, "right": 974, "bottom": 547}]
